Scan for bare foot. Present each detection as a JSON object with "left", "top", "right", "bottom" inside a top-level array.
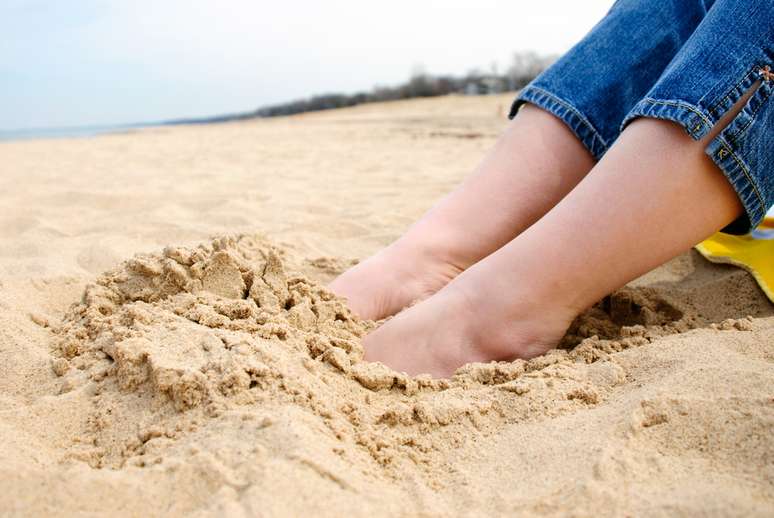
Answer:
[
  {"left": 363, "top": 270, "right": 576, "bottom": 378},
  {"left": 328, "top": 240, "right": 464, "bottom": 321}
]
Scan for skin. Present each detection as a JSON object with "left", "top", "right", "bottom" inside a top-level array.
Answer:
[
  {"left": 331, "top": 98, "right": 748, "bottom": 378},
  {"left": 328, "top": 104, "right": 595, "bottom": 321}
]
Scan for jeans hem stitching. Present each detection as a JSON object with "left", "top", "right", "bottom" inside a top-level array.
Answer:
[
  {"left": 713, "top": 135, "right": 767, "bottom": 221},
  {"left": 514, "top": 86, "right": 608, "bottom": 159},
  {"left": 640, "top": 98, "right": 715, "bottom": 136}
]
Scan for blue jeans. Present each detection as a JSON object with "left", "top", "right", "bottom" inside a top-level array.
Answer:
[{"left": 509, "top": 0, "right": 774, "bottom": 233}]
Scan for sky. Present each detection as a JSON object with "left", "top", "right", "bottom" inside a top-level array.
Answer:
[{"left": 0, "top": 0, "right": 614, "bottom": 131}]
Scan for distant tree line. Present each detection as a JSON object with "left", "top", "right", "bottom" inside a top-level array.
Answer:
[{"left": 170, "top": 52, "right": 555, "bottom": 125}]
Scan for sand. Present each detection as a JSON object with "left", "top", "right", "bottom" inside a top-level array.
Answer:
[{"left": 0, "top": 93, "right": 772, "bottom": 517}]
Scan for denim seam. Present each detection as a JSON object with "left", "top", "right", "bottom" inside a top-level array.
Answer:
[
  {"left": 640, "top": 98, "right": 715, "bottom": 135},
  {"left": 620, "top": 98, "right": 712, "bottom": 139},
  {"left": 726, "top": 82, "right": 771, "bottom": 145},
  {"left": 707, "top": 68, "right": 757, "bottom": 118},
  {"left": 520, "top": 86, "right": 609, "bottom": 156},
  {"left": 714, "top": 135, "right": 766, "bottom": 218}
]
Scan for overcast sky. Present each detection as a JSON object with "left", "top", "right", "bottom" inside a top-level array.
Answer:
[{"left": 1, "top": 0, "right": 614, "bottom": 131}]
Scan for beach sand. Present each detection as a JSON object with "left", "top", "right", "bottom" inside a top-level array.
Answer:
[{"left": 0, "top": 93, "right": 772, "bottom": 516}]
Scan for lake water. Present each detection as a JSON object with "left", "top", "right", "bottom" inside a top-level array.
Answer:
[{"left": 0, "top": 123, "right": 150, "bottom": 142}]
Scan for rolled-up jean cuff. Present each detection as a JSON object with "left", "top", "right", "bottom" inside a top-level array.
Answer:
[
  {"left": 509, "top": 86, "right": 609, "bottom": 161},
  {"left": 622, "top": 98, "right": 766, "bottom": 233}
]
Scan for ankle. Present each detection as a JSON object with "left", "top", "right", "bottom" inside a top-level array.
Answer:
[
  {"left": 448, "top": 270, "right": 577, "bottom": 361},
  {"left": 390, "top": 221, "right": 470, "bottom": 275},
  {"left": 381, "top": 242, "right": 463, "bottom": 310}
]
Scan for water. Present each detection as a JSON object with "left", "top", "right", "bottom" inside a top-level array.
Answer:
[{"left": 0, "top": 123, "right": 152, "bottom": 142}]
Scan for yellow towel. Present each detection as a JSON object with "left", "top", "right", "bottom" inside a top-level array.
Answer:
[{"left": 695, "top": 216, "right": 774, "bottom": 303}]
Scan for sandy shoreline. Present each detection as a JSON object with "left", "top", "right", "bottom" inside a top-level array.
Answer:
[{"left": 1, "top": 93, "right": 772, "bottom": 516}]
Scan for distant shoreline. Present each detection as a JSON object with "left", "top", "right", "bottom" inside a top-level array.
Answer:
[
  {"left": 0, "top": 92, "right": 505, "bottom": 142},
  {"left": 0, "top": 92, "right": 513, "bottom": 142},
  {"left": 0, "top": 122, "right": 159, "bottom": 142},
  {"left": 2, "top": 56, "right": 552, "bottom": 142}
]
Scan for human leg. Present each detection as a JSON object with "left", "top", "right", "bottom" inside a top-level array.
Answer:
[
  {"left": 329, "top": 104, "right": 595, "bottom": 320},
  {"left": 363, "top": 112, "right": 745, "bottom": 377}
]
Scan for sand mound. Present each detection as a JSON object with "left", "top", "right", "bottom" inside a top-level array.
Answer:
[{"left": 50, "top": 235, "right": 656, "bottom": 479}]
